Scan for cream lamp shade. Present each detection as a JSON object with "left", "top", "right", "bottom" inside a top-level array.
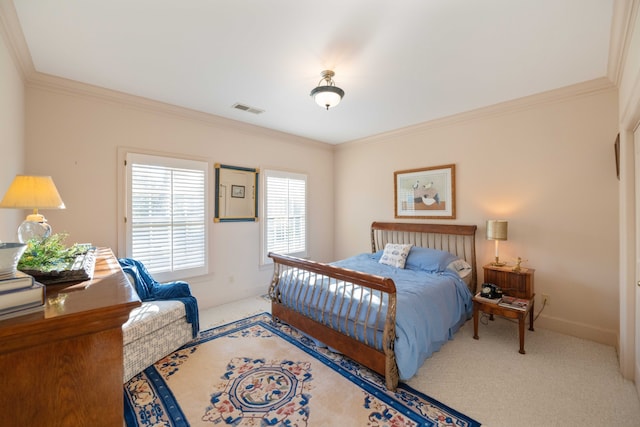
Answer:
[
  {"left": 0, "top": 175, "right": 66, "bottom": 242},
  {"left": 486, "top": 220, "right": 508, "bottom": 266}
]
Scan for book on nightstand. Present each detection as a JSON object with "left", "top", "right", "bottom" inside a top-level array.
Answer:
[
  {"left": 498, "top": 295, "right": 529, "bottom": 311},
  {"left": 474, "top": 292, "right": 502, "bottom": 304}
]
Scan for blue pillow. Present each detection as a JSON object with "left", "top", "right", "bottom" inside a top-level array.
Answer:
[{"left": 405, "top": 246, "right": 458, "bottom": 272}]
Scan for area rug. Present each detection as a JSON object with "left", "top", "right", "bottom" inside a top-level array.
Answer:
[{"left": 124, "top": 312, "right": 481, "bottom": 427}]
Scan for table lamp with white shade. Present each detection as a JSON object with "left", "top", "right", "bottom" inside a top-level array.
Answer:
[{"left": 0, "top": 175, "right": 66, "bottom": 243}]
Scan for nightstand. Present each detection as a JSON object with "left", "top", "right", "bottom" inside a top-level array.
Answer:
[
  {"left": 473, "top": 264, "right": 536, "bottom": 354},
  {"left": 483, "top": 264, "right": 534, "bottom": 299}
]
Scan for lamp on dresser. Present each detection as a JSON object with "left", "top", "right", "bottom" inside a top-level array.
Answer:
[{"left": 0, "top": 175, "right": 66, "bottom": 243}]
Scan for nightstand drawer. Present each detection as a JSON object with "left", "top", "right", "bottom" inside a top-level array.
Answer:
[{"left": 483, "top": 265, "right": 534, "bottom": 299}]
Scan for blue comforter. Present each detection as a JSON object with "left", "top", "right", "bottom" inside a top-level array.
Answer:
[{"left": 279, "top": 252, "right": 473, "bottom": 380}]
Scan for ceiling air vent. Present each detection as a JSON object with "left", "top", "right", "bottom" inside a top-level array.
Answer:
[{"left": 232, "top": 103, "right": 264, "bottom": 115}]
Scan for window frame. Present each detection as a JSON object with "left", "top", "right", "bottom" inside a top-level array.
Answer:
[
  {"left": 121, "top": 150, "right": 209, "bottom": 282},
  {"left": 261, "top": 169, "right": 308, "bottom": 265}
]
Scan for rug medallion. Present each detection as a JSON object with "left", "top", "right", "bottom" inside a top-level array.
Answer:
[{"left": 124, "top": 313, "right": 480, "bottom": 426}]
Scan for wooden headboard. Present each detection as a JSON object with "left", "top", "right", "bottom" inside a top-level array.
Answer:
[{"left": 370, "top": 222, "right": 478, "bottom": 292}]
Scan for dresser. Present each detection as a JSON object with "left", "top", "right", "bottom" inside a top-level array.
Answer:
[{"left": 0, "top": 248, "right": 141, "bottom": 427}]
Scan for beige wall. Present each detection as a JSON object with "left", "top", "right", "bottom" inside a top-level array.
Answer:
[
  {"left": 0, "top": 24, "right": 25, "bottom": 241},
  {"left": 22, "top": 84, "right": 335, "bottom": 309},
  {"left": 334, "top": 80, "right": 620, "bottom": 346}
]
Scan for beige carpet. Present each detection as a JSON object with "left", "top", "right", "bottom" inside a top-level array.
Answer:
[{"left": 200, "top": 297, "right": 640, "bottom": 427}]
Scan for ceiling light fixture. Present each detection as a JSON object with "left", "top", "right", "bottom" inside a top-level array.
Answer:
[{"left": 310, "top": 70, "right": 344, "bottom": 110}]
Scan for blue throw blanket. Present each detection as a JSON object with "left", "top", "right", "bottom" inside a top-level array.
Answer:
[{"left": 118, "top": 258, "right": 199, "bottom": 338}]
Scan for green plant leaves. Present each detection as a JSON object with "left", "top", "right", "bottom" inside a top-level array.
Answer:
[{"left": 18, "top": 233, "right": 87, "bottom": 272}]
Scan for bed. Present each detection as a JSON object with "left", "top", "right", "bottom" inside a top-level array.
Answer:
[{"left": 268, "top": 222, "right": 477, "bottom": 390}]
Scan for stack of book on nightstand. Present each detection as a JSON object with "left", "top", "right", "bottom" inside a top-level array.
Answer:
[
  {"left": 474, "top": 292, "right": 502, "bottom": 304},
  {"left": 0, "top": 271, "right": 45, "bottom": 320},
  {"left": 498, "top": 295, "right": 529, "bottom": 311}
]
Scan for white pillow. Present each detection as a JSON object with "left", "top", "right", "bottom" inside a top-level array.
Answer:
[
  {"left": 447, "top": 258, "right": 472, "bottom": 273},
  {"left": 379, "top": 243, "right": 412, "bottom": 268},
  {"left": 447, "top": 259, "right": 473, "bottom": 286}
]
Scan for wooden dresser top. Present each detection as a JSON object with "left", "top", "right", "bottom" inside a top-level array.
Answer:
[{"left": 0, "top": 247, "right": 141, "bottom": 354}]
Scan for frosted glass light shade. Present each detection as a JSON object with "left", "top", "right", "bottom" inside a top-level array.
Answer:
[
  {"left": 311, "top": 86, "right": 344, "bottom": 109},
  {"left": 310, "top": 70, "right": 345, "bottom": 110}
]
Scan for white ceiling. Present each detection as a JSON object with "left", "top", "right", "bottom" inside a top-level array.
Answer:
[{"left": 11, "top": 0, "right": 614, "bottom": 144}]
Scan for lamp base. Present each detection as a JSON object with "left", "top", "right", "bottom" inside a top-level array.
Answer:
[
  {"left": 491, "top": 256, "right": 506, "bottom": 267},
  {"left": 18, "top": 220, "right": 51, "bottom": 243}
]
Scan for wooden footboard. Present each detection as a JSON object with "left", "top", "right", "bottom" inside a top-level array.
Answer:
[{"left": 268, "top": 252, "right": 399, "bottom": 391}]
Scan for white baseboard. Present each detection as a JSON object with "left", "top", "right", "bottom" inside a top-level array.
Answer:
[{"left": 535, "top": 313, "right": 618, "bottom": 349}]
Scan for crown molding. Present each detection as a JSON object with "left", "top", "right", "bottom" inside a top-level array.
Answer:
[
  {"left": 337, "top": 77, "right": 616, "bottom": 151},
  {"left": 0, "top": 0, "right": 35, "bottom": 81},
  {"left": 25, "top": 71, "right": 332, "bottom": 151}
]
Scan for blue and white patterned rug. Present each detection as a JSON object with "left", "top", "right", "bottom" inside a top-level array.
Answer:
[{"left": 124, "top": 312, "right": 481, "bottom": 426}]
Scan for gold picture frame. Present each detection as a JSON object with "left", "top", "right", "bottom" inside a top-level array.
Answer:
[{"left": 394, "top": 164, "right": 456, "bottom": 219}]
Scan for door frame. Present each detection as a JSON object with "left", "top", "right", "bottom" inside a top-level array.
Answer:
[
  {"left": 620, "top": 82, "right": 640, "bottom": 394},
  {"left": 616, "top": 0, "right": 640, "bottom": 397}
]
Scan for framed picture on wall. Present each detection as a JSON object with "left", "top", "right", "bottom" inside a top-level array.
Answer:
[
  {"left": 231, "top": 185, "right": 245, "bottom": 198},
  {"left": 394, "top": 164, "right": 456, "bottom": 219}
]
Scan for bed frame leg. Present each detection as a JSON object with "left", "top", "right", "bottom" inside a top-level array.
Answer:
[{"left": 386, "top": 359, "right": 399, "bottom": 391}]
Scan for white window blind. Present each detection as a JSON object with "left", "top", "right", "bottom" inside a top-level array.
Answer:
[
  {"left": 126, "top": 153, "right": 208, "bottom": 280},
  {"left": 263, "top": 170, "right": 307, "bottom": 263}
]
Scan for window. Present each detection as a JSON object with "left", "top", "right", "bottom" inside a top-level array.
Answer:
[
  {"left": 125, "top": 152, "right": 208, "bottom": 281},
  {"left": 262, "top": 170, "right": 307, "bottom": 263}
]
